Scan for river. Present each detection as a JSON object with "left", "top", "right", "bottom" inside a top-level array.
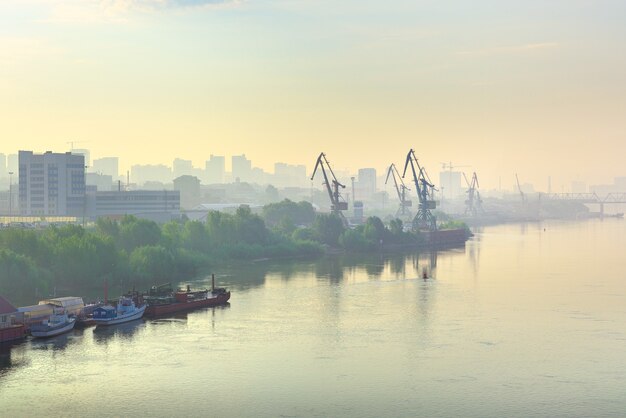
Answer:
[{"left": 1, "top": 219, "right": 625, "bottom": 417}]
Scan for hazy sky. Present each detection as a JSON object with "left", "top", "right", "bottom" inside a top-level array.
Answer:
[{"left": 1, "top": 0, "right": 625, "bottom": 190}]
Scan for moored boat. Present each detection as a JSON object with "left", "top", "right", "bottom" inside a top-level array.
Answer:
[
  {"left": 93, "top": 295, "right": 146, "bottom": 326},
  {"left": 30, "top": 309, "right": 76, "bottom": 338},
  {"left": 145, "top": 287, "right": 230, "bottom": 316},
  {"left": 145, "top": 275, "right": 230, "bottom": 316}
]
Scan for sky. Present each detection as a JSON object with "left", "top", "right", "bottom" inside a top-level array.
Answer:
[{"left": 1, "top": 0, "right": 625, "bottom": 191}]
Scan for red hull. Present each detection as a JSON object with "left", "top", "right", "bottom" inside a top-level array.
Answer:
[
  {"left": 145, "top": 292, "right": 230, "bottom": 316},
  {"left": 0, "top": 325, "right": 25, "bottom": 343}
]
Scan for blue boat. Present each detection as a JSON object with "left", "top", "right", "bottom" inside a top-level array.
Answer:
[{"left": 93, "top": 296, "right": 146, "bottom": 326}]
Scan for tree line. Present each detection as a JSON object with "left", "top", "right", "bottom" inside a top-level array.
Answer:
[{"left": 0, "top": 199, "right": 434, "bottom": 297}]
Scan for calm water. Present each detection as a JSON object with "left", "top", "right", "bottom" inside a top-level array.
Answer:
[{"left": 1, "top": 220, "right": 625, "bottom": 417}]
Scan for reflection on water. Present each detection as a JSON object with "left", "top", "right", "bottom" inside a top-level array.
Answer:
[
  {"left": 92, "top": 319, "right": 146, "bottom": 344},
  {"left": 1, "top": 220, "right": 626, "bottom": 417},
  {"left": 0, "top": 341, "right": 29, "bottom": 378},
  {"left": 29, "top": 332, "right": 77, "bottom": 351}
]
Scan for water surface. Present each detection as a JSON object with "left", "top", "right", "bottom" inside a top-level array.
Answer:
[{"left": 1, "top": 220, "right": 625, "bottom": 417}]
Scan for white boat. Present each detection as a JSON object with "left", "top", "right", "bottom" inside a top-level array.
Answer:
[
  {"left": 30, "top": 310, "right": 76, "bottom": 338},
  {"left": 92, "top": 296, "right": 146, "bottom": 326}
]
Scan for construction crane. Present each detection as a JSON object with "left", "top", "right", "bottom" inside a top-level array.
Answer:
[
  {"left": 403, "top": 149, "right": 437, "bottom": 231},
  {"left": 441, "top": 161, "right": 470, "bottom": 171},
  {"left": 311, "top": 152, "right": 348, "bottom": 223},
  {"left": 463, "top": 171, "right": 483, "bottom": 216},
  {"left": 385, "top": 163, "right": 412, "bottom": 218},
  {"left": 515, "top": 173, "right": 526, "bottom": 204}
]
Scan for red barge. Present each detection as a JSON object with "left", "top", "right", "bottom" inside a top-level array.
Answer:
[{"left": 144, "top": 275, "right": 230, "bottom": 317}]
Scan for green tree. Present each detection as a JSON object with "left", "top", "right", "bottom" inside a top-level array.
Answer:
[
  {"left": 313, "top": 214, "right": 345, "bottom": 246},
  {"left": 118, "top": 216, "right": 162, "bottom": 252}
]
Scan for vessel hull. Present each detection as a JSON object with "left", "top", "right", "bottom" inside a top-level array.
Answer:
[
  {"left": 31, "top": 320, "right": 76, "bottom": 338},
  {"left": 145, "top": 292, "right": 230, "bottom": 316},
  {"left": 93, "top": 305, "right": 146, "bottom": 326}
]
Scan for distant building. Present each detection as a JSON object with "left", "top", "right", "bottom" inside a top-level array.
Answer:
[
  {"left": 92, "top": 157, "right": 119, "bottom": 179},
  {"left": 131, "top": 164, "right": 172, "bottom": 186},
  {"left": 0, "top": 153, "right": 6, "bottom": 179},
  {"left": 274, "top": 163, "right": 307, "bottom": 188},
  {"left": 357, "top": 168, "right": 377, "bottom": 200},
  {"left": 205, "top": 155, "right": 225, "bottom": 184},
  {"left": 18, "top": 151, "right": 86, "bottom": 217},
  {"left": 251, "top": 167, "right": 269, "bottom": 185},
  {"left": 173, "top": 158, "right": 194, "bottom": 178},
  {"left": 7, "top": 154, "right": 18, "bottom": 174},
  {"left": 173, "top": 175, "right": 201, "bottom": 210},
  {"left": 440, "top": 171, "right": 463, "bottom": 199},
  {"left": 90, "top": 190, "right": 180, "bottom": 223},
  {"left": 86, "top": 172, "right": 114, "bottom": 191},
  {"left": 232, "top": 154, "right": 252, "bottom": 183},
  {"left": 72, "top": 149, "right": 90, "bottom": 168},
  {"left": 0, "top": 191, "right": 18, "bottom": 215},
  {"left": 571, "top": 181, "right": 587, "bottom": 194}
]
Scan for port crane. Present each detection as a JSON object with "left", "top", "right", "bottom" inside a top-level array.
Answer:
[
  {"left": 515, "top": 173, "right": 526, "bottom": 204},
  {"left": 311, "top": 152, "right": 348, "bottom": 223},
  {"left": 403, "top": 149, "right": 437, "bottom": 231},
  {"left": 463, "top": 172, "right": 483, "bottom": 216},
  {"left": 385, "top": 163, "right": 412, "bottom": 218}
]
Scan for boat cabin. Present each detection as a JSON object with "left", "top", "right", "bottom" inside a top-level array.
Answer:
[
  {"left": 17, "top": 304, "right": 55, "bottom": 327},
  {"left": 92, "top": 306, "right": 117, "bottom": 319},
  {"left": 39, "top": 297, "right": 84, "bottom": 316}
]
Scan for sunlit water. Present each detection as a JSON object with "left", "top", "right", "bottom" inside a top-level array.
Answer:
[{"left": 1, "top": 220, "right": 625, "bottom": 417}]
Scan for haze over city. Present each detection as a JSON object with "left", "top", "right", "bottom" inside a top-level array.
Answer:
[{"left": 2, "top": 0, "right": 625, "bottom": 189}]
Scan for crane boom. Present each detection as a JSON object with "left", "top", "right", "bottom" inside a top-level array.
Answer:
[
  {"left": 385, "top": 163, "right": 412, "bottom": 217},
  {"left": 464, "top": 171, "right": 483, "bottom": 216},
  {"left": 311, "top": 152, "right": 348, "bottom": 220},
  {"left": 402, "top": 149, "right": 437, "bottom": 231},
  {"left": 515, "top": 173, "right": 526, "bottom": 203}
]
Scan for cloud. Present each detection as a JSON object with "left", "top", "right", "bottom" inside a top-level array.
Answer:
[{"left": 457, "top": 42, "right": 559, "bottom": 57}]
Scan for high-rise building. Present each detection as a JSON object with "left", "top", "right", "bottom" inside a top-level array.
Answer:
[
  {"left": 274, "top": 163, "right": 307, "bottom": 188},
  {"left": 571, "top": 181, "right": 587, "bottom": 194},
  {"left": 0, "top": 153, "right": 6, "bottom": 179},
  {"left": 173, "top": 175, "right": 201, "bottom": 209},
  {"left": 92, "top": 157, "right": 119, "bottom": 179},
  {"left": 173, "top": 158, "right": 194, "bottom": 178},
  {"left": 72, "top": 149, "right": 91, "bottom": 168},
  {"left": 18, "top": 151, "right": 86, "bottom": 216},
  {"left": 7, "top": 154, "right": 18, "bottom": 174},
  {"left": 232, "top": 154, "right": 252, "bottom": 183},
  {"left": 439, "top": 171, "right": 462, "bottom": 199},
  {"left": 205, "top": 155, "right": 225, "bottom": 184},
  {"left": 131, "top": 164, "right": 172, "bottom": 186},
  {"left": 357, "top": 168, "right": 377, "bottom": 199},
  {"left": 86, "top": 172, "right": 114, "bottom": 191}
]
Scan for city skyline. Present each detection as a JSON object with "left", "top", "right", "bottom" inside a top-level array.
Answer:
[{"left": 1, "top": 1, "right": 625, "bottom": 190}]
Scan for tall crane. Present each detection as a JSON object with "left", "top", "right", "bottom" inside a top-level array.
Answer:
[
  {"left": 463, "top": 171, "right": 483, "bottom": 216},
  {"left": 403, "top": 149, "right": 437, "bottom": 231},
  {"left": 515, "top": 173, "right": 526, "bottom": 204},
  {"left": 311, "top": 152, "right": 348, "bottom": 223},
  {"left": 385, "top": 163, "right": 412, "bottom": 218}
]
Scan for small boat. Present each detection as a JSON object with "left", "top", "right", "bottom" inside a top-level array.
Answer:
[
  {"left": 30, "top": 309, "right": 76, "bottom": 338},
  {"left": 145, "top": 275, "right": 230, "bottom": 317},
  {"left": 92, "top": 295, "right": 146, "bottom": 326}
]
